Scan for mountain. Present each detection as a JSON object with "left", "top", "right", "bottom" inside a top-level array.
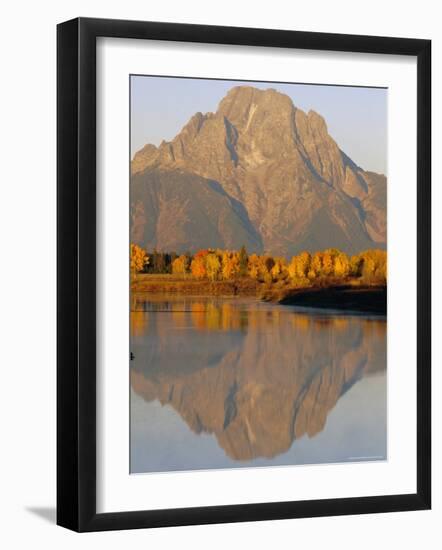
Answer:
[{"left": 131, "top": 85, "right": 386, "bottom": 256}]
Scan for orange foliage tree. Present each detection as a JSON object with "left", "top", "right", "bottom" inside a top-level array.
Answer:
[
  {"left": 130, "top": 243, "right": 149, "bottom": 274},
  {"left": 190, "top": 250, "right": 208, "bottom": 279}
]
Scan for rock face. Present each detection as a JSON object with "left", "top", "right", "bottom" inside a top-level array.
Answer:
[{"left": 131, "top": 86, "right": 386, "bottom": 255}]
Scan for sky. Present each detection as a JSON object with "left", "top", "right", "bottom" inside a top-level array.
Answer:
[{"left": 131, "top": 75, "right": 387, "bottom": 175}]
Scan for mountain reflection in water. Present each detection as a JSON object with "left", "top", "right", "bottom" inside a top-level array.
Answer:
[{"left": 130, "top": 295, "right": 386, "bottom": 473}]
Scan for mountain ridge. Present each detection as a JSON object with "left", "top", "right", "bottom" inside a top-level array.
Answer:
[{"left": 131, "top": 85, "right": 386, "bottom": 256}]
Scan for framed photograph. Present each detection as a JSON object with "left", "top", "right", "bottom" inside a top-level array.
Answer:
[{"left": 57, "top": 17, "right": 431, "bottom": 532}]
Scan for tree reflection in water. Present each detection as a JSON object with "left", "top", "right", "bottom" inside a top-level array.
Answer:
[{"left": 131, "top": 295, "right": 386, "bottom": 463}]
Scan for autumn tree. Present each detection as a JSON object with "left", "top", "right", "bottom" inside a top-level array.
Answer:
[
  {"left": 247, "top": 253, "right": 273, "bottom": 282},
  {"left": 247, "top": 255, "right": 275, "bottom": 283},
  {"left": 205, "top": 252, "right": 222, "bottom": 281},
  {"left": 190, "top": 250, "right": 208, "bottom": 279},
  {"left": 130, "top": 243, "right": 149, "bottom": 275},
  {"left": 167, "top": 252, "right": 178, "bottom": 274},
  {"left": 362, "top": 255, "right": 376, "bottom": 281},
  {"left": 287, "top": 258, "right": 297, "bottom": 280},
  {"left": 350, "top": 254, "right": 363, "bottom": 277},
  {"left": 358, "top": 249, "right": 387, "bottom": 284},
  {"left": 288, "top": 251, "right": 311, "bottom": 280},
  {"left": 172, "top": 254, "right": 190, "bottom": 276},
  {"left": 376, "top": 251, "right": 387, "bottom": 283},
  {"left": 248, "top": 254, "right": 261, "bottom": 280},
  {"left": 322, "top": 250, "right": 334, "bottom": 276},
  {"left": 271, "top": 257, "right": 288, "bottom": 281},
  {"left": 222, "top": 251, "right": 240, "bottom": 280},
  {"left": 310, "top": 251, "right": 323, "bottom": 278},
  {"left": 297, "top": 251, "right": 311, "bottom": 278},
  {"left": 333, "top": 251, "right": 350, "bottom": 278}
]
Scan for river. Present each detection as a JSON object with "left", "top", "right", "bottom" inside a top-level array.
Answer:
[{"left": 130, "top": 294, "right": 386, "bottom": 473}]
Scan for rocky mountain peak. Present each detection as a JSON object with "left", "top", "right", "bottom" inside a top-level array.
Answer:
[
  {"left": 218, "top": 86, "right": 294, "bottom": 126},
  {"left": 181, "top": 111, "right": 206, "bottom": 138},
  {"left": 131, "top": 85, "right": 386, "bottom": 255},
  {"left": 307, "top": 109, "right": 328, "bottom": 134},
  {"left": 131, "top": 143, "right": 158, "bottom": 174}
]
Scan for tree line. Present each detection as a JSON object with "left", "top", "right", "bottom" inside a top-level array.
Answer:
[
  {"left": 130, "top": 244, "right": 387, "bottom": 286},
  {"left": 130, "top": 245, "right": 179, "bottom": 274}
]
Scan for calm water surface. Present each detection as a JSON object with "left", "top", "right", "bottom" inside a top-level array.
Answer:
[{"left": 130, "top": 294, "right": 386, "bottom": 473}]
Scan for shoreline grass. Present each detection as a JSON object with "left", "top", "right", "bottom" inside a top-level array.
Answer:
[{"left": 131, "top": 274, "right": 386, "bottom": 314}]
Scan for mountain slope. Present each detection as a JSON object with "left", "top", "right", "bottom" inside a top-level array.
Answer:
[
  {"left": 131, "top": 85, "right": 386, "bottom": 255},
  {"left": 131, "top": 168, "right": 262, "bottom": 253}
]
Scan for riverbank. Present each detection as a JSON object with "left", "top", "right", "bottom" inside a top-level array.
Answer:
[
  {"left": 274, "top": 285, "right": 387, "bottom": 314},
  {"left": 131, "top": 274, "right": 259, "bottom": 296},
  {"left": 131, "top": 275, "right": 386, "bottom": 314}
]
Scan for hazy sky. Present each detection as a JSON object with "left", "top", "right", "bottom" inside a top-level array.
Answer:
[{"left": 131, "top": 75, "right": 387, "bottom": 175}]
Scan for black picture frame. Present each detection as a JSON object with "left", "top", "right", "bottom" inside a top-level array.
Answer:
[{"left": 57, "top": 17, "right": 431, "bottom": 532}]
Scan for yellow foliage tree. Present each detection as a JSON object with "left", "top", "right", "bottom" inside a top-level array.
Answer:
[
  {"left": 288, "top": 252, "right": 312, "bottom": 287},
  {"left": 377, "top": 251, "right": 387, "bottom": 283},
  {"left": 299, "top": 252, "right": 311, "bottom": 278},
  {"left": 270, "top": 257, "right": 287, "bottom": 281},
  {"left": 248, "top": 254, "right": 261, "bottom": 280},
  {"left": 350, "top": 254, "right": 363, "bottom": 277},
  {"left": 310, "top": 252, "right": 323, "bottom": 278},
  {"left": 256, "top": 255, "right": 274, "bottom": 283},
  {"left": 333, "top": 252, "right": 350, "bottom": 278},
  {"left": 222, "top": 251, "right": 240, "bottom": 280},
  {"left": 358, "top": 249, "right": 387, "bottom": 284},
  {"left": 172, "top": 255, "right": 189, "bottom": 276},
  {"left": 287, "top": 257, "right": 297, "bottom": 280},
  {"left": 322, "top": 251, "right": 334, "bottom": 276},
  {"left": 206, "top": 252, "right": 222, "bottom": 281},
  {"left": 130, "top": 243, "right": 149, "bottom": 274}
]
